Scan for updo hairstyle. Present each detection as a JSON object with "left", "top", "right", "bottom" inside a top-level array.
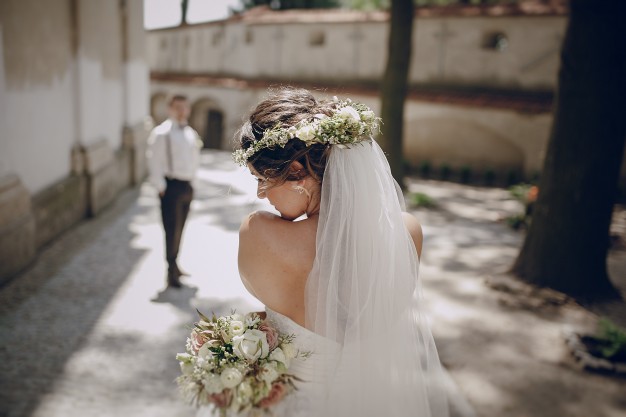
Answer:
[{"left": 237, "top": 87, "right": 338, "bottom": 184}]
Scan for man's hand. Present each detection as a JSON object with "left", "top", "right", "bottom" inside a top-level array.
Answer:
[{"left": 159, "top": 191, "right": 165, "bottom": 198}]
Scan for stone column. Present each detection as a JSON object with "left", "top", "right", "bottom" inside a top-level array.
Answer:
[{"left": 121, "top": 0, "right": 150, "bottom": 186}]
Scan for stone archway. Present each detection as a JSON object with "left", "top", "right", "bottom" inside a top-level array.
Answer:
[
  {"left": 150, "top": 92, "right": 169, "bottom": 125},
  {"left": 190, "top": 98, "right": 224, "bottom": 149}
]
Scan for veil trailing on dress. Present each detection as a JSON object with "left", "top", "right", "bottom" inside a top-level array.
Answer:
[{"left": 305, "top": 139, "right": 450, "bottom": 417}]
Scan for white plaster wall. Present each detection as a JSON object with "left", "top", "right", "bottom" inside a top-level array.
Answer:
[
  {"left": 147, "top": 14, "right": 566, "bottom": 91},
  {"left": 124, "top": 60, "right": 149, "bottom": 126},
  {"left": 76, "top": 0, "right": 124, "bottom": 149},
  {"left": 124, "top": 0, "right": 149, "bottom": 126},
  {"left": 403, "top": 102, "right": 552, "bottom": 175},
  {"left": 419, "top": 16, "right": 566, "bottom": 89},
  {"left": 0, "top": 0, "right": 149, "bottom": 194},
  {"left": 0, "top": 25, "right": 8, "bottom": 179},
  {"left": 2, "top": 70, "right": 76, "bottom": 194}
]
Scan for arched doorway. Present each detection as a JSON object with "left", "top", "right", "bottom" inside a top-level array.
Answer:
[
  {"left": 150, "top": 92, "right": 169, "bottom": 125},
  {"left": 190, "top": 98, "right": 224, "bottom": 149}
]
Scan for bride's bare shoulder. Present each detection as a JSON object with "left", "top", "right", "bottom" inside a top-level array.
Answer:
[
  {"left": 401, "top": 212, "right": 423, "bottom": 258},
  {"left": 239, "top": 211, "right": 287, "bottom": 242}
]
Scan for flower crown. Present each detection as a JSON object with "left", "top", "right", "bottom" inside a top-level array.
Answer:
[{"left": 233, "top": 98, "right": 381, "bottom": 166}]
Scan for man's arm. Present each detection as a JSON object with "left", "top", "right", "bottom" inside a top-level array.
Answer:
[{"left": 146, "top": 131, "right": 166, "bottom": 195}]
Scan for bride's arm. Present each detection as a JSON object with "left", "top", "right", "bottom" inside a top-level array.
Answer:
[{"left": 401, "top": 212, "right": 424, "bottom": 258}]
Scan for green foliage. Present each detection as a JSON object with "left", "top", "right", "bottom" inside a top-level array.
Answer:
[
  {"left": 460, "top": 165, "right": 472, "bottom": 184},
  {"left": 241, "top": 0, "right": 521, "bottom": 11},
  {"left": 505, "top": 213, "right": 527, "bottom": 230},
  {"left": 414, "top": 0, "right": 519, "bottom": 6},
  {"left": 343, "top": 0, "right": 390, "bottom": 10},
  {"left": 506, "top": 169, "right": 520, "bottom": 186},
  {"left": 419, "top": 161, "right": 432, "bottom": 178},
  {"left": 409, "top": 192, "right": 437, "bottom": 208},
  {"left": 596, "top": 318, "right": 626, "bottom": 360},
  {"left": 483, "top": 168, "right": 496, "bottom": 186},
  {"left": 439, "top": 164, "right": 451, "bottom": 180},
  {"left": 241, "top": 0, "right": 340, "bottom": 9},
  {"left": 509, "top": 183, "right": 532, "bottom": 203}
]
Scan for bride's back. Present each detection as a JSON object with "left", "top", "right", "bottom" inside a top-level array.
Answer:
[{"left": 238, "top": 210, "right": 318, "bottom": 327}]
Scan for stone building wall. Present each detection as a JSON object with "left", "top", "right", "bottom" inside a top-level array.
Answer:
[
  {"left": 147, "top": 6, "right": 626, "bottom": 187},
  {"left": 0, "top": 0, "right": 150, "bottom": 283},
  {"left": 147, "top": 9, "right": 566, "bottom": 91}
]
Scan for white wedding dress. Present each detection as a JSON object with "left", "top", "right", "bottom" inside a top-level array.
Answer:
[
  {"left": 197, "top": 139, "right": 452, "bottom": 417},
  {"left": 258, "top": 307, "right": 338, "bottom": 416}
]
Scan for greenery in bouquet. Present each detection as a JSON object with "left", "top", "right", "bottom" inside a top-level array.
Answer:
[{"left": 176, "top": 310, "right": 308, "bottom": 416}]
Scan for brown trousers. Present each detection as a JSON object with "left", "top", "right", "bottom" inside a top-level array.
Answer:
[{"left": 160, "top": 177, "right": 193, "bottom": 276}]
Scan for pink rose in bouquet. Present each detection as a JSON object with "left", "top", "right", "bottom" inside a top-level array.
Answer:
[
  {"left": 209, "top": 389, "right": 233, "bottom": 408},
  {"left": 258, "top": 382, "right": 288, "bottom": 409},
  {"left": 259, "top": 321, "right": 279, "bottom": 350}
]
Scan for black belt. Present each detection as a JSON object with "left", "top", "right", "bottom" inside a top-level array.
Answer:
[{"left": 165, "top": 176, "right": 191, "bottom": 184}]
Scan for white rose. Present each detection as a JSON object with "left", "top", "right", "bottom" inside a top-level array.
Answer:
[
  {"left": 203, "top": 374, "right": 224, "bottom": 394},
  {"left": 259, "top": 362, "right": 279, "bottom": 385},
  {"left": 280, "top": 343, "right": 297, "bottom": 360},
  {"left": 180, "top": 361, "right": 194, "bottom": 376},
  {"left": 296, "top": 125, "right": 317, "bottom": 142},
  {"left": 220, "top": 367, "right": 244, "bottom": 389},
  {"left": 232, "top": 329, "right": 270, "bottom": 362},
  {"left": 198, "top": 343, "right": 214, "bottom": 360},
  {"left": 360, "top": 110, "right": 375, "bottom": 122},
  {"left": 269, "top": 347, "right": 289, "bottom": 368},
  {"left": 338, "top": 106, "right": 361, "bottom": 122},
  {"left": 229, "top": 320, "right": 245, "bottom": 337}
]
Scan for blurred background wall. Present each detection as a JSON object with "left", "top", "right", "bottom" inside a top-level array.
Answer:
[
  {"left": 147, "top": 4, "right": 571, "bottom": 182},
  {"left": 0, "top": 0, "right": 150, "bottom": 282}
]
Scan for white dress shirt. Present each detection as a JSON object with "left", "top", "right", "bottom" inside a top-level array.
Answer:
[{"left": 146, "top": 119, "right": 202, "bottom": 193}]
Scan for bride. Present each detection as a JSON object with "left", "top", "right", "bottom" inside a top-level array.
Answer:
[{"left": 231, "top": 87, "right": 449, "bottom": 417}]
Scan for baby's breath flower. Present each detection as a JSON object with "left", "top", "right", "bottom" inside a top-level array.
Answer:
[{"left": 233, "top": 100, "right": 381, "bottom": 166}]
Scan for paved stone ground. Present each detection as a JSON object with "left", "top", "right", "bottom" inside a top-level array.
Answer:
[{"left": 1, "top": 150, "right": 625, "bottom": 417}]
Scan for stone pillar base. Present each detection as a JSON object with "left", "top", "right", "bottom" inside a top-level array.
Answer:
[
  {"left": 32, "top": 175, "right": 87, "bottom": 248},
  {"left": 0, "top": 175, "right": 36, "bottom": 283},
  {"left": 81, "top": 140, "right": 125, "bottom": 217}
]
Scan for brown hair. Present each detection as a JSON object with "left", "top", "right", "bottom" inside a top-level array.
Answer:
[
  {"left": 168, "top": 94, "right": 188, "bottom": 106},
  {"left": 237, "top": 87, "right": 337, "bottom": 184}
]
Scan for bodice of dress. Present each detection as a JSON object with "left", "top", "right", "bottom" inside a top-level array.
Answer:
[
  {"left": 263, "top": 308, "right": 338, "bottom": 417},
  {"left": 265, "top": 308, "right": 335, "bottom": 383}
]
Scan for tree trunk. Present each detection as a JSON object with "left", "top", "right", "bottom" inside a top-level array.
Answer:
[
  {"left": 512, "top": 0, "right": 626, "bottom": 301},
  {"left": 379, "top": 0, "right": 414, "bottom": 188},
  {"left": 181, "top": 0, "right": 188, "bottom": 25}
]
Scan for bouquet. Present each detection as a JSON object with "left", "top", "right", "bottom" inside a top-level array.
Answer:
[{"left": 176, "top": 310, "right": 307, "bottom": 416}]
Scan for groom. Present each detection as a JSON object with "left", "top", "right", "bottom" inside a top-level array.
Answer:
[{"left": 146, "top": 95, "right": 202, "bottom": 288}]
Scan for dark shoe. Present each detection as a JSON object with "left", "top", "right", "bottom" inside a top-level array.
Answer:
[{"left": 167, "top": 274, "right": 183, "bottom": 288}]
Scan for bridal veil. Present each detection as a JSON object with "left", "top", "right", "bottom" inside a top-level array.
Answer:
[{"left": 305, "top": 139, "right": 450, "bottom": 417}]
